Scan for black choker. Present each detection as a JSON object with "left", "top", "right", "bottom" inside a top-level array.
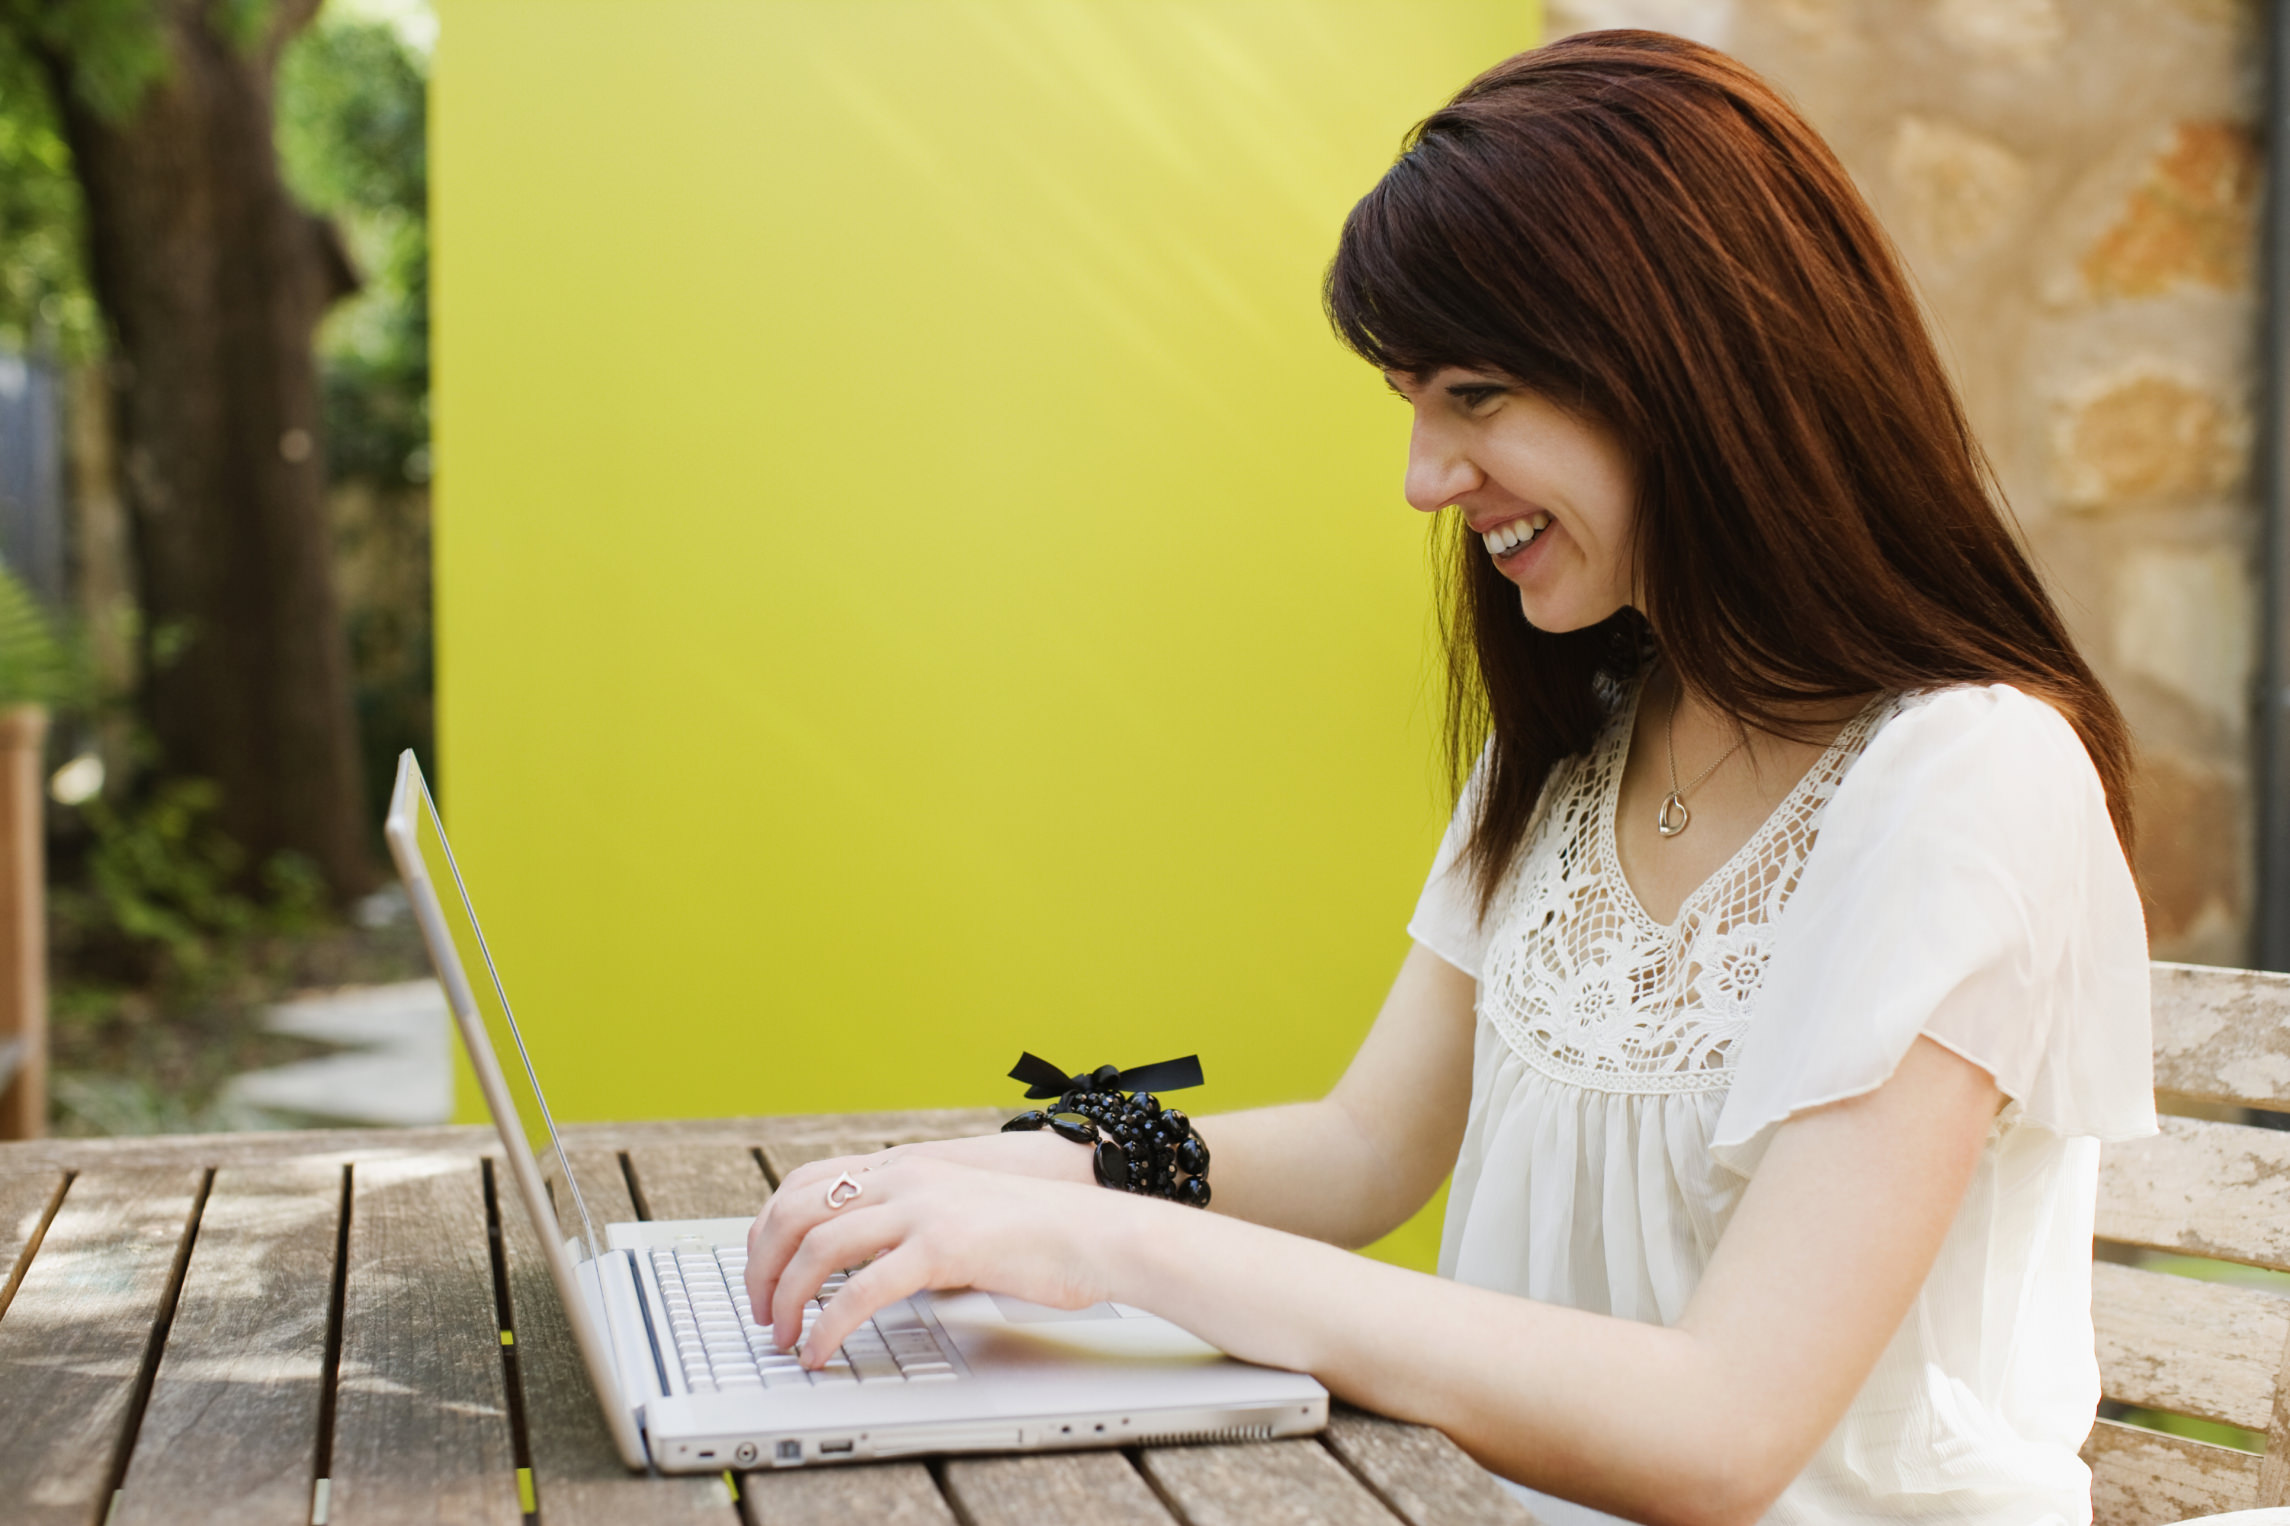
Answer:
[{"left": 999, "top": 1052, "right": 1211, "bottom": 1208}]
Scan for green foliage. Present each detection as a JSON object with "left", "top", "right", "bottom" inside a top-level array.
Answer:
[
  {"left": 44, "top": 761, "right": 429, "bottom": 1137},
  {"left": 0, "top": 32, "right": 98, "bottom": 355},
  {"left": 0, "top": 0, "right": 170, "bottom": 123},
  {"left": 0, "top": 558, "right": 84, "bottom": 707},
  {"left": 278, "top": 14, "right": 429, "bottom": 487},
  {"left": 50, "top": 776, "right": 326, "bottom": 996},
  {"left": 213, "top": 0, "right": 279, "bottom": 54}
]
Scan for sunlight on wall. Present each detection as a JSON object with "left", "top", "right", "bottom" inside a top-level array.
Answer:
[{"left": 433, "top": 1, "right": 1536, "bottom": 1270}]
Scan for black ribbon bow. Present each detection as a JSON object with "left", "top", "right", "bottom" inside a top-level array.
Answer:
[{"left": 1008, "top": 1050, "right": 1205, "bottom": 1100}]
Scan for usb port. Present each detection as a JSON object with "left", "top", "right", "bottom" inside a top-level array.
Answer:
[{"left": 819, "top": 1439, "right": 855, "bottom": 1455}]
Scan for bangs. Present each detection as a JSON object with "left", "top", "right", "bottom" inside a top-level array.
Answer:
[
  {"left": 1323, "top": 133, "right": 1601, "bottom": 412},
  {"left": 1324, "top": 146, "right": 1506, "bottom": 379}
]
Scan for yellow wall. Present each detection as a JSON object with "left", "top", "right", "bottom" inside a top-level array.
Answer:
[{"left": 432, "top": 1, "right": 1535, "bottom": 1269}]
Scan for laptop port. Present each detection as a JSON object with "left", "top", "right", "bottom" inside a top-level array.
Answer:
[
  {"left": 820, "top": 1439, "right": 855, "bottom": 1455},
  {"left": 775, "top": 1440, "right": 801, "bottom": 1463},
  {"left": 734, "top": 1443, "right": 759, "bottom": 1466}
]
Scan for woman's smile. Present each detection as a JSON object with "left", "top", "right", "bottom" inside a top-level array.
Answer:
[
  {"left": 1391, "top": 365, "right": 1637, "bottom": 632},
  {"left": 1478, "top": 511, "right": 1551, "bottom": 561}
]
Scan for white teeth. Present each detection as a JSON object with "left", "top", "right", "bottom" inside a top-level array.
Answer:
[{"left": 1480, "top": 516, "right": 1545, "bottom": 558}]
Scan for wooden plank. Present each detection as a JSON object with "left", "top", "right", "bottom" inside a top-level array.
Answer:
[
  {"left": 941, "top": 1452, "right": 1178, "bottom": 1526},
  {"left": 0, "top": 1123, "right": 495, "bottom": 1174},
  {"left": 1322, "top": 1407, "right": 1535, "bottom": 1526},
  {"left": 870, "top": 1108, "right": 1007, "bottom": 1145},
  {"left": 2260, "top": 1291, "right": 2290, "bottom": 1507},
  {"left": 2094, "top": 1261, "right": 2290, "bottom": 1432},
  {"left": 0, "top": 1166, "right": 202, "bottom": 1526},
  {"left": 624, "top": 1142, "right": 772, "bottom": 1222},
  {"left": 556, "top": 1108, "right": 1002, "bottom": 1153},
  {"left": 2098, "top": 1116, "right": 2290, "bottom": 1272},
  {"left": 739, "top": 1463, "right": 959, "bottom": 1525},
  {"left": 545, "top": 1146, "right": 641, "bottom": 1238},
  {"left": 525, "top": 1146, "right": 640, "bottom": 1251},
  {"left": 498, "top": 1150, "right": 738, "bottom": 1525},
  {"left": 0, "top": 1164, "right": 65, "bottom": 1311},
  {"left": 2085, "top": 1417, "right": 2259, "bottom": 1526},
  {"left": 0, "top": 1112, "right": 1009, "bottom": 1176},
  {"left": 328, "top": 1153, "right": 522, "bottom": 1525},
  {"left": 2153, "top": 961, "right": 2290, "bottom": 1113},
  {"left": 110, "top": 1160, "right": 345, "bottom": 1526},
  {"left": 1139, "top": 1439, "right": 1402, "bottom": 1526}
]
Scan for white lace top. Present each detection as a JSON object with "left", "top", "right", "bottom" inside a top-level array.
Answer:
[{"left": 1410, "top": 680, "right": 2155, "bottom": 1526}]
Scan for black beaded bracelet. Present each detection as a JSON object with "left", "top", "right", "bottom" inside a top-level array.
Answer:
[{"left": 999, "top": 1054, "right": 1212, "bottom": 1208}]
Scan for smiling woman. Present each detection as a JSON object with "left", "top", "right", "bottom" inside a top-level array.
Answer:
[
  {"left": 1327, "top": 33, "right": 2135, "bottom": 923},
  {"left": 744, "top": 30, "right": 2155, "bottom": 1526}
]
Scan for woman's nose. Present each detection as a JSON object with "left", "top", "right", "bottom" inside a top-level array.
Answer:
[{"left": 1403, "top": 420, "right": 1481, "bottom": 514}]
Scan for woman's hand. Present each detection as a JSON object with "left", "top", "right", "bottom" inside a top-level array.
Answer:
[
  {"left": 769, "top": 1128, "right": 1096, "bottom": 1215},
  {"left": 743, "top": 1153, "right": 1132, "bottom": 1364}
]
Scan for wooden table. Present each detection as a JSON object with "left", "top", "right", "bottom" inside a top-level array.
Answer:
[{"left": 0, "top": 1109, "right": 1533, "bottom": 1525}]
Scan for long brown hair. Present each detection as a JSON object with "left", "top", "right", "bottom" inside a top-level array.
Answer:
[{"left": 1325, "top": 30, "right": 2134, "bottom": 912}]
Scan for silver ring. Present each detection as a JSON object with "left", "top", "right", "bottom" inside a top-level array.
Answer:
[{"left": 825, "top": 1171, "right": 864, "bottom": 1211}]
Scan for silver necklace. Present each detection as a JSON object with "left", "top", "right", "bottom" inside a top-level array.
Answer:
[{"left": 1657, "top": 680, "right": 1750, "bottom": 839}]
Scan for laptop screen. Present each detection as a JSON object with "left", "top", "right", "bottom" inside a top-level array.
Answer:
[{"left": 389, "top": 753, "right": 603, "bottom": 1259}]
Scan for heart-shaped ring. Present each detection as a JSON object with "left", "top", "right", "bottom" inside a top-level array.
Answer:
[{"left": 824, "top": 1171, "right": 865, "bottom": 1211}]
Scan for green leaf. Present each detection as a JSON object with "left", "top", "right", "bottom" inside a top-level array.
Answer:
[
  {"left": 0, "top": 30, "right": 99, "bottom": 355},
  {"left": 1, "top": 0, "right": 172, "bottom": 123},
  {"left": 0, "top": 557, "right": 77, "bottom": 708}
]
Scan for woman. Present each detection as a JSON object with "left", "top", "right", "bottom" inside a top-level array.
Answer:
[{"left": 745, "top": 31, "right": 2153, "bottom": 1526}]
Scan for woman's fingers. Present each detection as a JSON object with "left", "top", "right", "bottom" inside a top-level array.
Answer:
[
  {"left": 746, "top": 1155, "right": 1124, "bottom": 1366},
  {"left": 745, "top": 1164, "right": 863, "bottom": 1312},
  {"left": 769, "top": 1202, "right": 903, "bottom": 1353},
  {"left": 771, "top": 1150, "right": 889, "bottom": 1203},
  {"left": 802, "top": 1244, "right": 937, "bottom": 1362}
]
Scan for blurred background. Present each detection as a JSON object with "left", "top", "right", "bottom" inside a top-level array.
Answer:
[{"left": 0, "top": 0, "right": 2279, "bottom": 1279}]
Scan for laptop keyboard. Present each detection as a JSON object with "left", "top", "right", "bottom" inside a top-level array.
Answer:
[{"left": 650, "top": 1244, "right": 961, "bottom": 1393}]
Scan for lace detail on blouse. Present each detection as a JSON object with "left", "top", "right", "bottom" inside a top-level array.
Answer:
[{"left": 1479, "top": 682, "right": 1893, "bottom": 1096}]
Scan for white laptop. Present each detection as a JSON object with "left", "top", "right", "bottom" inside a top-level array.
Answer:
[{"left": 383, "top": 751, "right": 1328, "bottom": 1473}]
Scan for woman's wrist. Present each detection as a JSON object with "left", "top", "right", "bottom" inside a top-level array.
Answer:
[
  {"left": 1002, "top": 1080, "right": 1212, "bottom": 1205},
  {"left": 1021, "top": 1128, "right": 1099, "bottom": 1186}
]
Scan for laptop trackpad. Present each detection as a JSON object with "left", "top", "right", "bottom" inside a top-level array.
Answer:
[
  {"left": 989, "top": 1295, "right": 1122, "bottom": 1324},
  {"left": 931, "top": 1291, "right": 1223, "bottom": 1366}
]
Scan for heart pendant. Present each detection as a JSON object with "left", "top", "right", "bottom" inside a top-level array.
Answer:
[{"left": 1655, "top": 792, "right": 1690, "bottom": 838}]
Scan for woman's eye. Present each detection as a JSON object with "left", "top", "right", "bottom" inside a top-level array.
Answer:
[{"left": 1454, "top": 386, "right": 1504, "bottom": 411}]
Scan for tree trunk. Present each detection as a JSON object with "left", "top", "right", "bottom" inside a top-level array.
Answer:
[{"left": 37, "top": 0, "right": 373, "bottom": 900}]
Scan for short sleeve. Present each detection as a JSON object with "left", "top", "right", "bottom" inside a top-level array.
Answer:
[
  {"left": 1409, "top": 749, "right": 1493, "bottom": 977},
  {"left": 1710, "top": 684, "right": 2156, "bottom": 1179}
]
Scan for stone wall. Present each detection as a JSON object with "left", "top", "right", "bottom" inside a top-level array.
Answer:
[{"left": 1547, "top": 0, "right": 2266, "bottom": 964}]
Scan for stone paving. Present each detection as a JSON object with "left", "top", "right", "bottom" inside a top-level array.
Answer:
[{"left": 223, "top": 977, "right": 455, "bottom": 1127}]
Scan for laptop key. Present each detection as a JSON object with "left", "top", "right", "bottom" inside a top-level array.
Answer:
[
  {"left": 850, "top": 1351, "right": 902, "bottom": 1381},
  {"left": 761, "top": 1367, "right": 810, "bottom": 1389}
]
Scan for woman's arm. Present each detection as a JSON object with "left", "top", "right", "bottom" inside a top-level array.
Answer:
[
  {"left": 1192, "top": 942, "right": 1477, "bottom": 1245},
  {"left": 772, "top": 942, "right": 1479, "bottom": 1249},
  {"left": 749, "top": 1034, "right": 2001, "bottom": 1526}
]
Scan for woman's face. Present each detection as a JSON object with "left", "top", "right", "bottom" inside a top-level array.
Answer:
[{"left": 1389, "top": 367, "right": 1639, "bottom": 633}]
